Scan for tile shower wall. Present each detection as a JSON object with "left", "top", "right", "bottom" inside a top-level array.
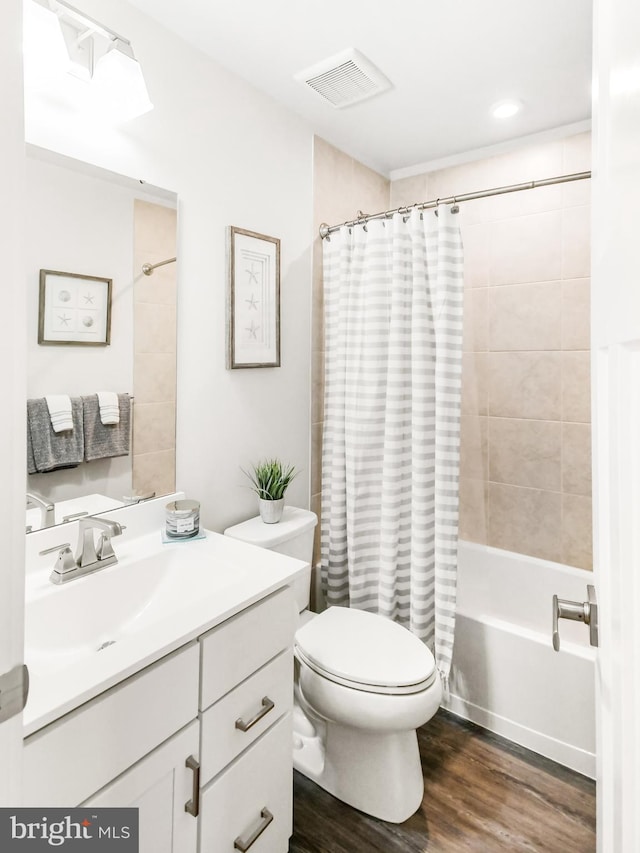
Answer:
[
  {"left": 391, "top": 133, "right": 592, "bottom": 570},
  {"left": 311, "top": 137, "right": 390, "bottom": 567},
  {"left": 133, "top": 200, "right": 177, "bottom": 498}
]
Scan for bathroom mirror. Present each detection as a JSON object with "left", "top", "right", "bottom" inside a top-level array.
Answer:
[{"left": 25, "top": 144, "right": 178, "bottom": 533}]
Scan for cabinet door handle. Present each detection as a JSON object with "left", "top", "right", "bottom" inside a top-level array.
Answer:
[
  {"left": 184, "top": 755, "right": 200, "bottom": 817},
  {"left": 235, "top": 696, "right": 275, "bottom": 732},
  {"left": 233, "top": 807, "right": 274, "bottom": 851}
]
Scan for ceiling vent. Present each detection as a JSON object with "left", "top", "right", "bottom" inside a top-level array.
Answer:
[{"left": 295, "top": 48, "right": 391, "bottom": 109}]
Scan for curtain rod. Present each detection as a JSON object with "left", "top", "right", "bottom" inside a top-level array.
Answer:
[
  {"left": 318, "top": 170, "right": 591, "bottom": 239},
  {"left": 142, "top": 257, "right": 177, "bottom": 276}
]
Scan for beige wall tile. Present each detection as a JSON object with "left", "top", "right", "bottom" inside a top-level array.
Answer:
[
  {"left": 489, "top": 211, "right": 563, "bottom": 285},
  {"left": 311, "top": 349, "right": 325, "bottom": 425},
  {"left": 562, "top": 352, "right": 591, "bottom": 423},
  {"left": 562, "top": 205, "right": 591, "bottom": 280},
  {"left": 562, "top": 134, "right": 592, "bottom": 207},
  {"left": 135, "top": 303, "right": 177, "bottom": 354},
  {"left": 134, "top": 353, "right": 177, "bottom": 403},
  {"left": 311, "top": 422, "right": 323, "bottom": 496},
  {"left": 352, "top": 159, "right": 390, "bottom": 217},
  {"left": 389, "top": 174, "right": 428, "bottom": 209},
  {"left": 562, "top": 278, "right": 590, "bottom": 350},
  {"left": 485, "top": 140, "right": 564, "bottom": 188},
  {"left": 489, "top": 483, "right": 562, "bottom": 562},
  {"left": 489, "top": 281, "right": 562, "bottom": 351},
  {"left": 562, "top": 423, "right": 592, "bottom": 496},
  {"left": 489, "top": 418, "right": 561, "bottom": 491},
  {"left": 461, "top": 353, "right": 488, "bottom": 416},
  {"left": 562, "top": 177, "right": 591, "bottom": 208},
  {"left": 134, "top": 200, "right": 177, "bottom": 256},
  {"left": 313, "top": 136, "right": 389, "bottom": 229},
  {"left": 133, "top": 401, "right": 176, "bottom": 455},
  {"left": 429, "top": 159, "right": 489, "bottom": 202},
  {"left": 462, "top": 222, "right": 491, "bottom": 288},
  {"left": 313, "top": 136, "right": 356, "bottom": 226},
  {"left": 134, "top": 251, "right": 177, "bottom": 305},
  {"left": 562, "top": 133, "right": 592, "bottom": 174},
  {"left": 459, "top": 416, "right": 488, "bottom": 480},
  {"left": 310, "top": 491, "right": 324, "bottom": 610},
  {"left": 488, "top": 352, "right": 562, "bottom": 420},
  {"left": 458, "top": 478, "right": 488, "bottom": 544},
  {"left": 562, "top": 494, "right": 593, "bottom": 570},
  {"left": 463, "top": 287, "right": 488, "bottom": 352},
  {"left": 311, "top": 491, "right": 322, "bottom": 567},
  {"left": 480, "top": 184, "right": 563, "bottom": 222},
  {"left": 133, "top": 449, "right": 176, "bottom": 498}
]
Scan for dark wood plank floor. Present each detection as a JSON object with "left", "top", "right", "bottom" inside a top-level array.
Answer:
[{"left": 290, "top": 709, "right": 595, "bottom": 853}]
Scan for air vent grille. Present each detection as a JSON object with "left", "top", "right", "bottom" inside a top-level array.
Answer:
[{"left": 295, "top": 49, "right": 391, "bottom": 109}]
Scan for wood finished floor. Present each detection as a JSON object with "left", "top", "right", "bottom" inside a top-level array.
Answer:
[{"left": 289, "top": 710, "right": 595, "bottom": 853}]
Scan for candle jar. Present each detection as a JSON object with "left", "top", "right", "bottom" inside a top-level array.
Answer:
[{"left": 165, "top": 499, "right": 200, "bottom": 539}]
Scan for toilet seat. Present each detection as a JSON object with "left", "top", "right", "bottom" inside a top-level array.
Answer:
[{"left": 295, "top": 606, "right": 437, "bottom": 696}]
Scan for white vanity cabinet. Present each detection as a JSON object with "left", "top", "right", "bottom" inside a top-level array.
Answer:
[
  {"left": 22, "top": 585, "right": 297, "bottom": 853},
  {"left": 197, "top": 588, "right": 295, "bottom": 853},
  {"left": 83, "top": 721, "right": 200, "bottom": 853}
]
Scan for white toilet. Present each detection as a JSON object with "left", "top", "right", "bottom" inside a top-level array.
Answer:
[{"left": 224, "top": 506, "right": 442, "bottom": 823}]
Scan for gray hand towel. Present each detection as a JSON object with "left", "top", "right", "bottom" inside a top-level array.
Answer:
[
  {"left": 27, "top": 397, "right": 84, "bottom": 473},
  {"left": 82, "top": 393, "right": 131, "bottom": 461},
  {"left": 27, "top": 422, "right": 36, "bottom": 474}
]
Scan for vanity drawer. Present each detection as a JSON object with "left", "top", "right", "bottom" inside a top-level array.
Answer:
[
  {"left": 23, "top": 643, "right": 199, "bottom": 807},
  {"left": 199, "top": 712, "right": 292, "bottom": 853},
  {"left": 200, "top": 649, "right": 292, "bottom": 785},
  {"left": 199, "top": 587, "right": 294, "bottom": 711}
]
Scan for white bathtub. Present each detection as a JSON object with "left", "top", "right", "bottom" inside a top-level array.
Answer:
[{"left": 446, "top": 541, "right": 596, "bottom": 779}]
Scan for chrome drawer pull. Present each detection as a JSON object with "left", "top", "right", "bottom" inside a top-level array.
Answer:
[
  {"left": 184, "top": 755, "right": 200, "bottom": 817},
  {"left": 233, "top": 807, "right": 274, "bottom": 852},
  {"left": 235, "top": 696, "right": 275, "bottom": 732}
]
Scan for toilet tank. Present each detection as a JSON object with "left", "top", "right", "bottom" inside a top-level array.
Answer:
[{"left": 224, "top": 507, "right": 318, "bottom": 611}]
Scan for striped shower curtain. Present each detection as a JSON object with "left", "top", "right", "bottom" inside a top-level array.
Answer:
[{"left": 320, "top": 206, "right": 464, "bottom": 682}]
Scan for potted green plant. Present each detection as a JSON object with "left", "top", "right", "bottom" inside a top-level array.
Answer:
[{"left": 242, "top": 458, "right": 298, "bottom": 523}]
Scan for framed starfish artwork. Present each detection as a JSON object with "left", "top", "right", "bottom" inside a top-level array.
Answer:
[
  {"left": 38, "top": 269, "right": 112, "bottom": 346},
  {"left": 226, "top": 226, "right": 280, "bottom": 368}
]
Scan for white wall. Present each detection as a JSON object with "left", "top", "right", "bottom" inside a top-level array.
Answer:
[
  {"left": 25, "top": 0, "right": 313, "bottom": 532},
  {"left": 0, "top": 0, "right": 26, "bottom": 807}
]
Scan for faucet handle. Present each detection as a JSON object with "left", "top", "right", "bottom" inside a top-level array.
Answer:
[
  {"left": 43, "top": 544, "right": 77, "bottom": 582},
  {"left": 39, "top": 542, "right": 71, "bottom": 556}
]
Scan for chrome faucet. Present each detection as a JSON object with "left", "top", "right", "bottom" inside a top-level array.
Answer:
[
  {"left": 47, "top": 516, "right": 125, "bottom": 585},
  {"left": 26, "top": 491, "right": 55, "bottom": 529}
]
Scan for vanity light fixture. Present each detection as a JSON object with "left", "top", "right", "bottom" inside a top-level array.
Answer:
[
  {"left": 24, "top": 0, "right": 153, "bottom": 123},
  {"left": 92, "top": 37, "right": 153, "bottom": 122},
  {"left": 491, "top": 99, "right": 523, "bottom": 119}
]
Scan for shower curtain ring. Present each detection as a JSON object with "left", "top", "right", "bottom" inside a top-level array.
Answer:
[{"left": 451, "top": 197, "right": 460, "bottom": 214}]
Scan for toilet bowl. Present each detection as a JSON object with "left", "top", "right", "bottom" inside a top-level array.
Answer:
[{"left": 224, "top": 507, "right": 441, "bottom": 823}]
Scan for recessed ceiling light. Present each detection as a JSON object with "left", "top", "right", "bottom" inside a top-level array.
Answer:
[{"left": 491, "top": 100, "right": 522, "bottom": 119}]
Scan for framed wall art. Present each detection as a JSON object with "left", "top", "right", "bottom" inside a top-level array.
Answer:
[
  {"left": 226, "top": 226, "right": 280, "bottom": 369},
  {"left": 38, "top": 269, "right": 112, "bottom": 346}
]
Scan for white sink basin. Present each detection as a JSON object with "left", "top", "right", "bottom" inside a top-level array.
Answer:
[
  {"left": 25, "top": 540, "right": 247, "bottom": 676},
  {"left": 23, "top": 514, "right": 308, "bottom": 736}
]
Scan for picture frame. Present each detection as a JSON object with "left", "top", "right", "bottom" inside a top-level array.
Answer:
[
  {"left": 38, "top": 269, "right": 112, "bottom": 346},
  {"left": 226, "top": 226, "right": 280, "bottom": 368}
]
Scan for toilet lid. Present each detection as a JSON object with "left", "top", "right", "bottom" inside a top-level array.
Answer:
[{"left": 294, "top": 607, "right": 436, "bottom": 693}]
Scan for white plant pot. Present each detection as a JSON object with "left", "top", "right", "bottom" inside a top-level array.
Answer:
[{"left": 259, "top": 498, "right": 285, "bottom": 524}]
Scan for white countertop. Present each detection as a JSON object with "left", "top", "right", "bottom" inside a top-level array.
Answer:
[{"left": 23, "top": 496, "right": 308, "bottom": 737}]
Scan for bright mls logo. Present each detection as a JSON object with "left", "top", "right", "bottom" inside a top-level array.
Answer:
[{"left": 0, "top": 809, "right": 138, "bottom": 850}]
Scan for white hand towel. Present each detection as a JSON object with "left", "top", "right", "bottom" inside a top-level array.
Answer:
[
  {"left": 44, "top": 395, "right": 73, "bottom": 433},
  {"left": 96, "top": 391, "right": 120, "bottom": 425}
]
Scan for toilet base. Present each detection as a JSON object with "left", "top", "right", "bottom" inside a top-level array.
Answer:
[{"left": 293, "top": 711, "right": 424, "bottom": 823}]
